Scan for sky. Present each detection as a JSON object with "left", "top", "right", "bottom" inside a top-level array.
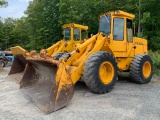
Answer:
[{"left": 0, "top": 0, "right": 32, "bottom": 19}]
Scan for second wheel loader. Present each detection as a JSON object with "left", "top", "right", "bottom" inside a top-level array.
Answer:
[
  {"left": 10, "top": 10, "right": 153, "bottom": 114},
  {"left": 8, "top": 23, "right": 88, "bottom": 83}
]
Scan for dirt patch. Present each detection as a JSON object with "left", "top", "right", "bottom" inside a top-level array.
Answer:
[{"left": 0, "top": 67, "right": 160, "bottom": 120}]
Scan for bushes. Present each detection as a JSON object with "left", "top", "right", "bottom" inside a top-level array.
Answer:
[{"left": 148, "top": 50, "right": 160, "bottom": 75}]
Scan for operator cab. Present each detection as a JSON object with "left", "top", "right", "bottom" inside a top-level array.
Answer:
[
  {"left": 62, "top": 23, "right": 88, "bottom": 42},
  {"left": 99, "top": 10, "right": 135, "bottom": 42},
  {"left": 61, "top": 23, "right": 88, "bottom": 52},
  {"left": 98, "top": 10, "right": 135, "bottom": 52}
]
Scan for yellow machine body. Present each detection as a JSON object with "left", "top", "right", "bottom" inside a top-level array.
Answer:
[
  {"left": 9, "top": 10, "right": 152, "bottom": 114},
  {"left": 8, "top": 23, "right": 88, "bottom": 83},
  {"left": 63, "top": 10, "right": 148, "bottom": 84}
]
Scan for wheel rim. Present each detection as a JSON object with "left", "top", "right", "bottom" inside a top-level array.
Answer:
[
  {"left": 99, "top": 61, "right": 114, "bottom": 84},
  {"left": 142, "top": 61, "right": 151, "bottom": 78}
]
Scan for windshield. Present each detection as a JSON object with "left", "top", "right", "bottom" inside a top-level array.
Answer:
[
  {"left": 63, "top": 27, "right": 71, "bottom": 40},
  {"left": 98, "top": 14, "right": 111, "bottom": 34}
]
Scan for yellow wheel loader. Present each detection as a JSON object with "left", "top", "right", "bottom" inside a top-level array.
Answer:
[
  {"left": 8, "top": 23, "right": 88, "bottom": 83},
  {"left": 12, "top": 10, "right": 153, "bottom": 114}
]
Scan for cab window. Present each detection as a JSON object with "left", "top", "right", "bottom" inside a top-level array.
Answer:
[
  {"left": 74, "top": 28, "right": 80, "bottom": 41},
  {"left": 81, "top": 30, "right": 87, "bottom": 40},
  {"left": 63, "top": 28, "right": 71, "bottom": 40},
  {"left": 127, "top": 19, "right": 133, "bottom": 42},
  {"left": 113, "top": 18, "right": 124, "bottom": 40},
  {"left": 99, "top": 14, "right": 111, "bottom": 34}
]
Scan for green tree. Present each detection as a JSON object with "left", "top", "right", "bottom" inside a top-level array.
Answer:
[
  {"left": 0, "top": 0, "right": 8, "bottom": 7},
  {"left": 0, "top": 18, "right": 15, "bottom": 49},
  {"left": 0, "top": 0, "right": 159, "bottom": 51}
]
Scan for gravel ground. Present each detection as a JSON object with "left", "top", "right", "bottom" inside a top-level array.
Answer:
[{"left": 0, "top": 66, "right": 160, "bottom": 120}]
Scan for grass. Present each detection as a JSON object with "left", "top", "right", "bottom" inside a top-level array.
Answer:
[{"left": 148, "top": 50, "right": 160, "bottom": 75}]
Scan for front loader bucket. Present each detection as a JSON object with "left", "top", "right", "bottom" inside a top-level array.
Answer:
[
  {"left": 20, "top": 59, "right": 74, "bottom": 114},
  {"left": 8, "top": 46, "right": 27, "bottom": 83}
]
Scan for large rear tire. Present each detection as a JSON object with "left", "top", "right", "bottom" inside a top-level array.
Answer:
[
  {"left": 83, "top": 51, "right": 118, "bottom": 93},
  {"left": 130, "top": 54, "right": 153, "bottom": 84}
]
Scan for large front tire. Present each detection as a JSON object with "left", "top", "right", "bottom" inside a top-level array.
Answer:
[
  {"left": 130, "top": 54, "right": 153, "bottom": 84},
  {"left": 83, "top": 51, "right": 118, "bottom": 93}
]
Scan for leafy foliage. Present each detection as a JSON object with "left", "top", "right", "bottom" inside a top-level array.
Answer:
[
  {"left": 0, "top": 0, "right": 160, "bottom": 52},
  {"left": 0, "top": 0, "right": 8, "bottom": 7},
  {"left": 149, "top": 50, "right": 160, "bottom": 75}
]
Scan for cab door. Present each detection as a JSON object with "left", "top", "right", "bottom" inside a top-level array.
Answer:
[{"left": 111, "top": 17, "right": 126, "bottom": 52}]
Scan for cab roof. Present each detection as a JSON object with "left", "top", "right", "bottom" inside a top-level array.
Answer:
[
  {"left": 99, "top": 10, "right": 135, "bottom": 20},
  {"left": 62, "top": 23, "right": 88, "bottom": 30}
]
